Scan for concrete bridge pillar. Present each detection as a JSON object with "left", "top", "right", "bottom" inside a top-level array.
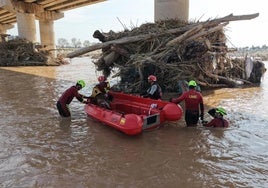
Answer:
[
  {"left": 154, "top": 0, "right": 189, "bottom": 22},
  {"left": 39, "top": 20, "right": 55, "bottom": 56},
  {"left": 36, "top": 11, "right": 63, "bottom": 58},
  {"left": 16, "top": 12, "right": 37, "bottom": 42}
]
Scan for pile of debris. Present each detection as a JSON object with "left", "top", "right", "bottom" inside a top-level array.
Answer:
[
  {"left": 0, "top": 38, "right": 48, "bottom": 66},
  {"left": 67, "top": 13, "right": 266, "bottom": 93},
  {"left": 77, "top": 14, "right": 266, "bottom": 92},
  {"left": 0, "top": 38, "right": 67, "bottom": 66}
]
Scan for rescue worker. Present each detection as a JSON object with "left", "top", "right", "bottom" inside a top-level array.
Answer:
[
  {"left": 170, "top": 80, "right": 204, "bottom": 127},
  {"left": 56, "top": 80, "right": 88, "bottom": 117},
  {"left": 141, "top": 75, "right": 162, "bottom": 100},
  {"left": 91, "top": 76, "right": 112, "bottom": 109},
  {"left": 203, "top": 107, "right": 229, "bottom": 128}
]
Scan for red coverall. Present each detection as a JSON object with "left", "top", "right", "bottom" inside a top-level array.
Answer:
[
  {"left": 171, "top": 89, "right": 204, "bottom": 126},
  {"left": 56, "top": 86, "right": 84, "bottom": 117},
  {"left": 204, "top": 118, "right": 229, "bottom": 128}
]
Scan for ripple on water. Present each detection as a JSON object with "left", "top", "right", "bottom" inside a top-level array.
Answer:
[{"left": 0, "top": 60, "right": 268, "bottom": 188}]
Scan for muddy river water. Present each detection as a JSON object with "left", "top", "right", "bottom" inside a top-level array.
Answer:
[{"left": 0, "top": 57, "right": 267, "bottom": 187}]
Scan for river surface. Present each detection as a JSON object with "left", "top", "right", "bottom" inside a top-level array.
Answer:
[{"left": 0, "top": 57, "right": 267, "bottom": 188}]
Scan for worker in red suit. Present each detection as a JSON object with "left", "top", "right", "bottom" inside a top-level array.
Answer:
[
  {"left": 203, "top": 107, "right": 229, "bottom": 128},
  {"left": 56, "top": 80, "right": 88, "bottom": 117},
  {"left": 170, "top": 80, "right": 204, "bottom": 127}
]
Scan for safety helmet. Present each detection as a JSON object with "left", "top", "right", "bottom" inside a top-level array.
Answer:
[
  {"left": 216, "top": 107, "right": 227, "bottom": 116},
  {"left": 188, "top": 80, "right": 197, "bottom": 87},
  {"left": 98, "top": 76, "right": 106, "bottom": 82},
  {"left": 148, "top": 75, "right": 157, "bottom": 82},
  {"left": 77, "top": 80, "right": 86, "bottom": 88}
]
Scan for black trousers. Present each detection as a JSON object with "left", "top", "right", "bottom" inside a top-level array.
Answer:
[
  {"left": 185, "top": 110, "right": 199, "bottom": 126},
  {"left": 56, "top": 101, "right": 71, "bottom": 117}
]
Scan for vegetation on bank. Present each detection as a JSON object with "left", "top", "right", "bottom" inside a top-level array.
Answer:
[{"left": 230, "top": 45, "right": 268, "bottom": 61}]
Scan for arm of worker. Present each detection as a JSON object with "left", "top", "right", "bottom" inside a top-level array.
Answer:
[
  {"left": 76, "top": 93, "right": 90, "bottom": 104},
  {"left": 169, "top": 93, "right": 186, "bottom": 104}
]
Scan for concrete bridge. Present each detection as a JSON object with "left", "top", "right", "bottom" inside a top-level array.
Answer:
[{"left": 0, "top": 0, "right": 189, "bottom": 53}]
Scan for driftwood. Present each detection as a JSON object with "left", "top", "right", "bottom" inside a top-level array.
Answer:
[
  {"left": 0, "top": 38, "right": 48, "bottom": 66},
  {"left": 67, "top": 13, "right": 259, "bottom": 58},
  {"left": 103, "top": 51, "right": 119, "bottom": 66},
  {"left": 166, "top": 24, "right": 203, "bottom": 46},
  {"left": 0, "top": 38, "right": 67, "bottom": 66},
  {"left": 186, "top": 22, "right": 228, "bottom": 42},
  {"left": 69, "top": 13, "right": 265, "bottom": 93},
  {"left": 110, "top": 44, "right": 130, "bottom": 57}
]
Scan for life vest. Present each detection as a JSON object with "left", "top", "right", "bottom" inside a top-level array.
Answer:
[
  {"left": 149, "top": 83, "right": 162, "bottom": 100},
  {"left": 91, "top": 82, "right": 110, "bottom": 98}
]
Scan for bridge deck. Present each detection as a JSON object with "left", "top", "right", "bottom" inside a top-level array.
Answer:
[{"left": 0, "top": 0, "right": 106, "bottom": 26}]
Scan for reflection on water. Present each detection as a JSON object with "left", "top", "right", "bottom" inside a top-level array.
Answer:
[{"left": 0, "top": 58, "right": 267, "bottom": 188}]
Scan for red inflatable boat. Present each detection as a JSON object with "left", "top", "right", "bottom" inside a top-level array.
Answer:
[{"left": 85, "top": 91, "right": 183, "bottom": 135}]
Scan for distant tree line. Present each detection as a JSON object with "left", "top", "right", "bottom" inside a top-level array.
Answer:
[
  {"left": 234, "top": 45, "right": 268, "bottom": 61},
  {"left": 56, "top": 38, "right": 95, "bottom": 48},
  {"left": 57, "top": 38, "right": 268, "bottom": 51},
  {"left": 237, "top": 45, "right": 268, "bottom": 52}
]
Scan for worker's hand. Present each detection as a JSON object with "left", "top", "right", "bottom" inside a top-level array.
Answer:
[
  {"left": 169, "top": 98, "right": 176, "bottom": 103},
  {"left": 83, "top": 98, "right": 90, "bottom": 104}
]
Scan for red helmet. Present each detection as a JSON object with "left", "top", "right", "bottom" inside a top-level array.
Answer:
[
  {"left": 98, "top": 76, "right": 106, "bottom": 82},
  {"left": 148, "top": 75, "right": 157, "bottom": 82}
]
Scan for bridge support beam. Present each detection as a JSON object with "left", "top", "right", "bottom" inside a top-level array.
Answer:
[
  {"left": 16, "top": 12, "right": 37, "bottom": 42},
  {"left": 154, "top": 0, "right": 189, "bottom": 22}
]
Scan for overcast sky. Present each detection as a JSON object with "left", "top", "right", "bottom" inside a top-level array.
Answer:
[{"left": 8, "top": 0, "right": 267, "bottom": 47}]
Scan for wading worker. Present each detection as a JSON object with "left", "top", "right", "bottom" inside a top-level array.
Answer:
[
  {"left": 170, "top": 80, "right": 204, "bottom": 127},
  {"left": 56, "top": 80, "right": 88, "bottom": 117},
  {"left": 203, "top": 107, "right": 229, "bottom": 128}
]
